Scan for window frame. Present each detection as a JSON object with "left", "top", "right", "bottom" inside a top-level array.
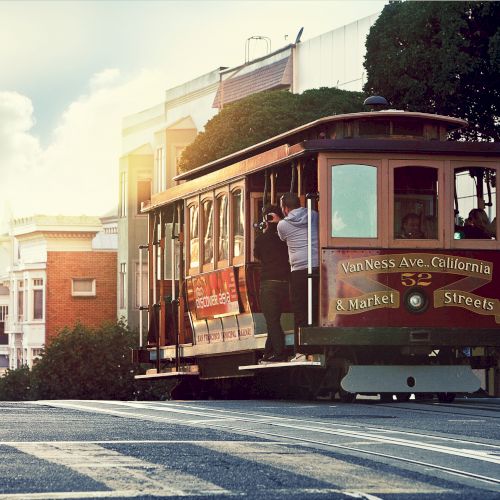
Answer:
[
  {"left": 215, "top": 188, "right": 230, "bottom": 269},
  {"left": 389, "top": 160, "right": 445, "bottom": 249},
  {"left": 186, "top": 197, "right": 200, "bottom": 275},
  {"left": 450, "top": 160, "right": 499, "bottom": 250},
  {"left": 230, "top": 183, "right": 245, "bottom": 266},
  {"left": 323, "top": 157, "right": 385, "bottom": 248},
  {"left": 200, "top": 194, "right": 215, "bottom": 272},
  {"left": 71, "top": 278, "right": 96, "bottom": 297},
  {"left": 32, "top": 278, "right": 44, "bottom": 321}
]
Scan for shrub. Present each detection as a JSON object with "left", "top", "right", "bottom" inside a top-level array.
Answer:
[
  {"left": 30, "top": 322, "right": 140, "bottom": 400},
  {"left": 0, "top": 366, "right": 32, "bottom": 401}
]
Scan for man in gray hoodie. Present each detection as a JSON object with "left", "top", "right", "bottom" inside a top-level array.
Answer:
[{"left": 276, "top": 193, "right": 319, "bottom": 357}]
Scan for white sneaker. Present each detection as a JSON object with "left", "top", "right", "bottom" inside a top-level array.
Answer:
[{"left": 289, "top": 353, "right": 307, "bottom": 362}]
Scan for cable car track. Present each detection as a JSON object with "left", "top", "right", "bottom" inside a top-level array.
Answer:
[
  {"left": 40, "top": 400, "right": 500, "bottom": 490},
  {"left": 379, "top": 400, "right": 500, "bottom": 420}
]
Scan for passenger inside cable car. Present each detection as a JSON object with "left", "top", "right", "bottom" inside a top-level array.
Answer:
[
  {"left": 399, "top": 212, "right": 425, "bottom": 239},
  {"left": 462, "top": 208, "right": 492, "bottom": 239}
]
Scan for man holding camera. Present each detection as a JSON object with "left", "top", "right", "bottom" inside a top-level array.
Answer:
[
  {"left": 253, "top": 204, "right": 290, "bottom": 363},
  {"left": 277, "top": 192, "right": 319, "bottom": 361}
]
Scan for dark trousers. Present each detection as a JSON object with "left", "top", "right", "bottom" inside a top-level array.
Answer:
[
  {"left": 290, "top": 268, "right": 319, "bottom": 334},
  {"left": 260, "top": 280, "right": 289, "bottom": 357}
]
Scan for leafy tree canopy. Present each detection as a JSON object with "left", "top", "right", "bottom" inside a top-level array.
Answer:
[
  {"left": 364, "top": 1, "right": 500, "bottom": 141},
  {"left": 178, "top": 87, "right": 365, "bottom": 172}
]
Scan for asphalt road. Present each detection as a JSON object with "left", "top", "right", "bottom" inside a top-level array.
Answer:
[{"left": 0, "top": 398, "right": 499, "bottom": 499}]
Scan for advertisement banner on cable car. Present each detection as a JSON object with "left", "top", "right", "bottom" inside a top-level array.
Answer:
[
  {"left": 187, "top": 267, "right": 240, "bottom": 320},
  {"left": 322, "top": 249, "right": 500, "bottom": 328}
]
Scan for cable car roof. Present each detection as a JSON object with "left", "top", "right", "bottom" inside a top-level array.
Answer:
[{"left": 174, "top": 111, "right": 468, "bottom": 182}]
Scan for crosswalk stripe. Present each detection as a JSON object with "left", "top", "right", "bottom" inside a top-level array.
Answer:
[
  {"left": 8, "top": 442, "right": 228, "bottom": 497},
  {"left": 199, "top": 441, "right": 447, "bottom": 494}
]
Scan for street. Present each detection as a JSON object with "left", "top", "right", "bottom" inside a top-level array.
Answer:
[{"left": 0, "top": 398, "right": 499, "bottom": 499}]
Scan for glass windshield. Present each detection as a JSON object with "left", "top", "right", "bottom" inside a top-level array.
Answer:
[{"left": 331, "top": 164, "right": 377, "bottom": 238}]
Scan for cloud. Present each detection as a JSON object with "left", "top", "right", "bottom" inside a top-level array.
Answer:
[
  {"left": 89, "top": 68, "right": 121, "bottom": 91},
  {"left": 1, "top": 69, "right": 166, "bottom": 221},
  {"left": 0, "top": 91, "right": 41, "bottom": 176}
]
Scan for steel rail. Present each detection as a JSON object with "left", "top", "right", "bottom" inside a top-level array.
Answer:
[{"left": 38, "top": 400, "right": 500, "bottom": 487}]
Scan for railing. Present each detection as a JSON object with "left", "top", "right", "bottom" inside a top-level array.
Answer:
[{"left": 3, "top": 315, "right": 24, "bottom": 333}]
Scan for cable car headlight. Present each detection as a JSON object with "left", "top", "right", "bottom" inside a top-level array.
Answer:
[{"left": 404, "top": 288, "right": 428, "bottom": 314}]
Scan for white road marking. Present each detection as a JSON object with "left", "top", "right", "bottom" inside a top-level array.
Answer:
[
  {"left": 40, "top": 400, "right": 500, "bottom": 465},
  {"left": 0, "top": 488, "right": 379, "bottom": 500},
  {"left": 8, "top": 442, "right": 228, "bottom": 497},
  {"left": 199, "top": 441, "right": 446, "bottom": 495}
]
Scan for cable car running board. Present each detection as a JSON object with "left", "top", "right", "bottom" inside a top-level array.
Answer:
[
  {"left": 239, "top": 360, "right": 322, "bottom": 371},
  {"left": 135, "top": 369, "right": 199, "bottom": 380}
]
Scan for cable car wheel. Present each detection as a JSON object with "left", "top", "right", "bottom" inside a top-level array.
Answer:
[
  {"left": 437, "top": 392, "right": 456, "bottom": 403},
  {"left": 288, "top": 367, "right": 321, "bottom": 400}
]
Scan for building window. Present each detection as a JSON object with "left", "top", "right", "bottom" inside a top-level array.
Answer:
[
  {"left": 137, "top": 180, "right": 151, "bottom": 215},
  {"left": 119, "top": 263, "right": 126, "bottom": 309},
  {"left": 18, "top": 281, "right": 24, "bottom": 322},
  {"left": 72, "top": 278, "right": 96, "bottom": 297},
  {"left": 156, "top": 147, "right": 165, "bottom": 193},
  {"left": 0, "top": 305, "right": 7, "bottom": 321},
  {"left": 33, "top": 278, "right": 44, "bottom": 320},
  {"left": 32, "top": 348, "right": 43, "bottom": 360},
  {"left": 175, "top": 146, "right": 185, "bottom": 170},
  {"left": 119, "top": 171, "right": 128, "bottom": 218}
]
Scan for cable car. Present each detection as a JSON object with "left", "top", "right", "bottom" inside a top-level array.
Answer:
[{"left": 133, "top": 99, "right": 500, "bottom": 401}]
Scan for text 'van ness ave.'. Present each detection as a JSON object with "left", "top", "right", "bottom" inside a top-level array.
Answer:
[{"left": 339, "top": 254, "right": 492, "bottom": 277}]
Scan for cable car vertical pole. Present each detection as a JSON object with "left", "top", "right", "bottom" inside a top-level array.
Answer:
[
  {"left": 138, "top": 244, "right": 149, "bottom": 348},
  {"left": 307, "top": 195, "right": 312, "bottom": 325},
  {"left": 176, "top": 202, "right": 185, "bottom": 373}
]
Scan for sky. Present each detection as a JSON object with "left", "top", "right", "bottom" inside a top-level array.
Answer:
[{"left": 0, "top": 0, "right": 386, "bottom": 228}]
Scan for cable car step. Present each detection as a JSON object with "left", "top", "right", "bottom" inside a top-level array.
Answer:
[
  {"left": 135, "top": 366, "right": 199, "bottom": 379},
  {"left": 239, "top": 360, "right": 323, "bottom": 371}
]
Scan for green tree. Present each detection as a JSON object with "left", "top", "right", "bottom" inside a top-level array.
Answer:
[
  {"left": 364, "top": 1, "right": 500, "bottom": 141},
  {"left": 30, "top": 322, "right": 139, "bottom": 400},
  {"left": 178, "top": 87, "right": 365, "bottom": 172}
]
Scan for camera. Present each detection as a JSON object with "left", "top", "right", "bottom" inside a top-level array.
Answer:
[
  {"left": 253, "top": 221, "right": 267, "bottom": 231},
  {"left": 265, "top": 214, "right": 274, "bottom": 222}
]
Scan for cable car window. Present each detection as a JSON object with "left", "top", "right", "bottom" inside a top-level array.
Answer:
[
  {"left": 331, "top": 164, "right": 377, "bottom": 238},
  {"left": 217, "top": 194, "right": 229, "bottom": 261},
  {"left": 394, "top": 166, "right": 438, "bottom": 239},
  {"left": 232, "top": 189, "right": 244, "bottom": 257},
  {"left": 188, "top": 203, "right": 199, "bottom": 269},
  {"left": 202, "top": 199, "right": 213, "bottom": 264},
  {"left": 358, "top": 119, "right": 390, "bottom": 136},
  {"left": 392, "top": 119, "right": 424, "bottom": 136},
  {"left": 454, "top": 167, "right": 496, "bottom": 240}
]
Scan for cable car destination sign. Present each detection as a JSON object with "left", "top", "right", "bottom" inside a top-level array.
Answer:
[{"left": 328, "top": 252, "right": 500, "bottom": 323}]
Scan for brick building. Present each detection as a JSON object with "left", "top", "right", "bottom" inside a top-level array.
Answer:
[{"left": 4, "top": 215, "right": 117, "bottom": 368}]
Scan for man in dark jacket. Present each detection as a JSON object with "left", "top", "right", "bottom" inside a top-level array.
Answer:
[{"left": 254, "top": 205, "right": 290, "bottom": 362}]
